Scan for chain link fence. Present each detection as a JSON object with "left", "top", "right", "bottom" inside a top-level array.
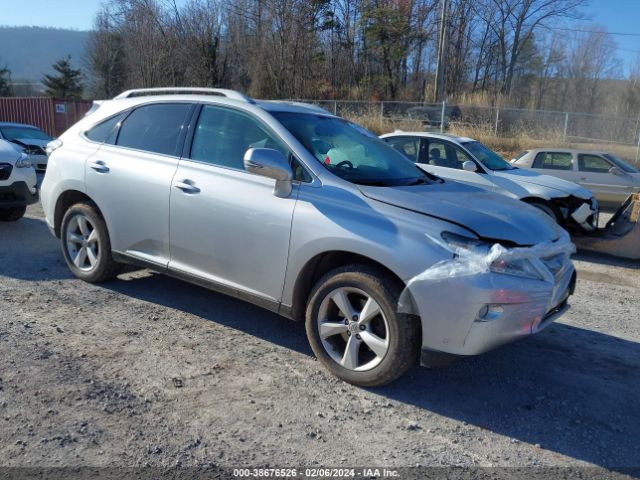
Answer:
[{"left": 295, "top": 99, "right": 640, "bottom": 162}]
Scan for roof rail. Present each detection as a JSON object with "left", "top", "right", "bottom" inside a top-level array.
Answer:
[{"left": 113, "top": 87, "right": 254, "bottom": 103}]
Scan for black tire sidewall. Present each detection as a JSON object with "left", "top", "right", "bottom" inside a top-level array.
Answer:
[
  {"left": 60, "top": 202, "right": 118, "bottom": 283},
  {"left": 0, "top": 206, "right": 26, "bottom": 221}
]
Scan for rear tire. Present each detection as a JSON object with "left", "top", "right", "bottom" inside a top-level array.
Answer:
[
  {"left": 305, "top": 265, "right": 421, "bottom": 387},
  {"left": 0, "top": 206, "right": 26, "bottom": 222},
  {"left": 60, "top": 201, "right": 123, "bottom": 282}
]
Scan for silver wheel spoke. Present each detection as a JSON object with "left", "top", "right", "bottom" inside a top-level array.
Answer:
[
  {"left": 340, "top": 335, "right": 360, "bottom": 369},
  {"left": 77, "top": 217, "right": 90, "bottom": 236},
  {"left": 360, "top": 331, "right": 388, "bottom": 358},
  {"left": 86, "top": 245, "right": 98, "bottom": 266},
  {"left": 74, "top": 246, "right": 88, "bottom": 268},
  {"left": 358, "top": 297, "right": 381, "bottom": 325},
  {"left": 319, "top": 321, "right": 349, "bottom": 339},
  {"left": 331, "top": 289, "right": 356, "bottom": 320},
  {"left": 87, "top": 229, "right": 98, "bottom": 244},
  {"left": 68, "top": 233, "right": 84, "bottom": 245}
]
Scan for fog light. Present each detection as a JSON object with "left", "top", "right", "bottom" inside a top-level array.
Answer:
[{"left": 476, "top": 304, "right": 504, "bottom": 322}]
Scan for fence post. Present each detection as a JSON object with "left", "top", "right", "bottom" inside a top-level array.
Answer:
[
  {"left": 636, "top": 130, "right": 640, "bottom": 165},
  {"left": 333, "top": 100, "right": 337, "bottom": 116},
  {"left": 380, "top": 101, "right": 384, "bottom": 119},
  {"left": 440, "top": 101, "right": 446, "bottom": 134},
  {"left": 563, "top": 113, "right": 569, "bottom": 143},
  {"left": 494, "top": 109, "right": 500, "bottom": 137}
]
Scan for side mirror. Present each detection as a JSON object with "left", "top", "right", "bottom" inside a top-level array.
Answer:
[
  {"left": 462, "top": 160, "right": 477, "bottom": 172},
  {"left": 609, "top": 166, "right": 624, "bottom": 176},
  {"left": 244, "top": 148, "right": 293, "bottom": 198}
]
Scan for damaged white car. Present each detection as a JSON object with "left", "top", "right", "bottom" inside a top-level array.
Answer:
[{"left": 381, "top": 132, "right": 598, "bottom": 232}]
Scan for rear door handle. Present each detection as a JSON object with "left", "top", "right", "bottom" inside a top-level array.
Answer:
[
  {"left": 173, "top": 180, "right": 200, "bottom": 194},
  {"left": 89, "top": 160, "right": 109, "bottom": 173}
]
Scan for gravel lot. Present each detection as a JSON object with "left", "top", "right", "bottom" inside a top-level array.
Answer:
[{"left": 1, "top": 193, "right": 639, "bottom": 478}]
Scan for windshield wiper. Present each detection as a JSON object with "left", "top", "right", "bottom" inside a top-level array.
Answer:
[{"left": 352, "top": 179, "right": 393, "bottom": 187}]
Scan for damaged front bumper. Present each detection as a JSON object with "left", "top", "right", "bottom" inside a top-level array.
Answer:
[
  {"left": 402, "top": 232, "right": 576, "bottom": 360},
  {"left": 558, "top": 195, "right": 598, "bottom": 232}
]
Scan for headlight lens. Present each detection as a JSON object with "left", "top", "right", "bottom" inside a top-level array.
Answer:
[
  {"left": 489, "top": 257, "right": 543, "bottom": 281},
  {"left": 15, "top": 153, "right": 32, "bottom": 168},
  {"left": 440, "top": 231, "right": 544, "bottom": 281}
]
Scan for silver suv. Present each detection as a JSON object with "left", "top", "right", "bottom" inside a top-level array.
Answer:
[{"left": 41, "top": 88, "right": 576, "bottom": 386}]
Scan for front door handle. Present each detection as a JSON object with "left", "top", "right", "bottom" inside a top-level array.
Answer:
[
  {"left": 173, "top": 180, "right": 200, "bottom": 194},
  {"left": 89, "top": 160, "right": 109, "bottom": 173}
]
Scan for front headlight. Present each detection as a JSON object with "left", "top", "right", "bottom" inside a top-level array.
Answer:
[
  {"left": 15, "top": 153, "right": 32, "bottom": 169},
  {"left": 440, "top": 231, "right": 544, "bottom": 281},
  {"left": 489, "top": 257, "right": 544, "bottom": 281}
]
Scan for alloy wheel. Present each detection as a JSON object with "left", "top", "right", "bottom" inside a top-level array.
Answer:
[
  {"left": 65, "top": 214, "right": 100, "bottom": 272},
  {"left": 317, "top": 287, "right": 390, "bottom": 371}
]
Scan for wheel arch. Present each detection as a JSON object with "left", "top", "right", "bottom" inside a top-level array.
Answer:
[
  {"left": 289, "top": 250, "right": 408, "bottom": 322},
  {"left": 53, "top": 190, "right": 101, "bottom": 238}
]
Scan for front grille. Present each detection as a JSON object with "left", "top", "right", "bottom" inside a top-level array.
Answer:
[{"left": 0, "top": 163, "right": 13, "bottom": 180}]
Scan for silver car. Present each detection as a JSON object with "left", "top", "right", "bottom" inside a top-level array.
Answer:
[
  {"left": 381, "top": 132, "right": 598, "bottom": 232},
  {"left": 512, "top": 148, "right": 640, "bottom": 210},
  {"left": 41, "top": 88, "right": 576, "bottom": 386}
]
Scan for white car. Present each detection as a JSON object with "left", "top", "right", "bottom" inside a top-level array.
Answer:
[
  {"left": 381, "top": 132, "right": 598, "bottom": 232},
  {"left": 0, "top": 122, "right": 53, "bottom": 172},
  {"left": 0, "top": 139, "right": 39, "bottom": 221}
]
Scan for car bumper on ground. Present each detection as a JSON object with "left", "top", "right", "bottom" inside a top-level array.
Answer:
[
  {"left": 0, "top": 181, "right": 39, "bottom": 207},
  {"left": 411, "top": 263, "right": 576, "bottom": 360}
]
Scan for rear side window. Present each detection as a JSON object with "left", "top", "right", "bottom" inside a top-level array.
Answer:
[
  {"left": 116, "top": 103, "right": 191, "bottom": 156},
  {"left": 85, "top": 112, "right": 127, "bottom": 144},
  {"left": 533, "top": 152, "right": 573, "bottom": 170},
  {"left": 385, "top": 137, "right": 420, "bottom": 162},
  {"left": 578, "top": 154, "right": 612, "bottom": 173}
]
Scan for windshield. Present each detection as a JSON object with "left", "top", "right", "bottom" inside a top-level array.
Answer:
[
  {"left": 462, "top": 141, "right": 514, "bottom": 171},
  {"left": 0, "top": 126, "right": 52, "bottom": 142},
  {"left": 271, "top": 112, "right": 432, "bottom": 186},
  {"left": 604, "top": 154, "right": 639, "bottom": 173}
]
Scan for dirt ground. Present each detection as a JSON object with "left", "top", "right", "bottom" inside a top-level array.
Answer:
[{"left": 1, "top": 194, "right": 639, "bottom": 479}]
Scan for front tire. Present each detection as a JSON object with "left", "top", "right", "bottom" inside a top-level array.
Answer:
[
  {"left": 0, "top": 206, "right": 26, "bottom": 222},
  {"left": 60, "top": 201, "right": 122, "bottom": 282},
  {"left": 305, "top": 265, "right": 420, "bottom": 387}
]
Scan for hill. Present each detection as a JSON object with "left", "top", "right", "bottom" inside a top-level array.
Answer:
[{"left": 0, "top": 26, "right": 89, "bottom": 82}]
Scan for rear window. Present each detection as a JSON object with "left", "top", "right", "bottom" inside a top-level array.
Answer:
[
  {"left": 116, "top": 103, "right": 192, "bottom": 156},
  {"left": 533, "top": 152, "right": 573, "bottom": 170}
]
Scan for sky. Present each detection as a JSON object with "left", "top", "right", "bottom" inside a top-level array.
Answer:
[{"left": 0, "top": 0, "right": 638, "bottom": 68}]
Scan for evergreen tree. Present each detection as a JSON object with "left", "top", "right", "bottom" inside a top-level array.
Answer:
[
  {"left": 42, "top": 56, "right": 83, "bottom": 99},
  {"left": 0, "top": 63, "right": 12, "bottom": 96}
]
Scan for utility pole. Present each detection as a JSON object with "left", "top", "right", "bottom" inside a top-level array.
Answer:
[{"left": 431, "top": 0, "right": 448, "bottom": 103}]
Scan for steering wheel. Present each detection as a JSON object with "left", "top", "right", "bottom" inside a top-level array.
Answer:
[{"left": 336, "top": 160, "right": 354, "bottom": 170}]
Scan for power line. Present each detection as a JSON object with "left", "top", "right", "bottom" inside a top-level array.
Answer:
[{"left": 544, "top": 26, "right": 640, "bottom": 37}]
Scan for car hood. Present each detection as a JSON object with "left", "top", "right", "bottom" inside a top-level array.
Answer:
[
  {"left": 492, "top": 168, "right": 592, "bottom": 199},
  {"left": 0, "top": 139, "right": 22, "bottom": 163},
  {"left": 358, "top": 181, "right": 561, "bottom": 246},
  {"left": 10, "top": 137, "right": 49, "bottom": 154}
]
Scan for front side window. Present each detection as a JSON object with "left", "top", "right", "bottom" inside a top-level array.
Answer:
[
  {"left": 424, "top": 140, "right": 473, "bottom": 170},
  {"left": 533, "top": 152, "right": 573, "bottom": 170},
  {"left": 578, "top": 154, "right": 612, "bottom": 173},
  {"left": 385, "top": 137, "right": 420, "bottom": 162},
  {"left": 190, "top": 105, "right": 288, "bottom": 171},
  {"left": 116, "top": 103, "right": 191, "bottom": 156},
  {"left": 462, "top": 141, "right": 513, "bottom": 171},
  {"left": 272, "top": 112, "right": 430, "bottom": 186}
]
